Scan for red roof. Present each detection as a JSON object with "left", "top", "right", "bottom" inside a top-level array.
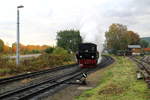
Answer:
[{"left": 144, "top": 48, "right": 150, "bottom": 51}]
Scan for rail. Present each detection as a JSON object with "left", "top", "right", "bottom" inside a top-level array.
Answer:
[
  {"left": 130, "top": 56, "right": 150, "bottom": 88},
  {"left": 0, "top": 64, "right": 77, "bottom": 85},
  {"left": 0, "top": 56, "right": 114, "bottom": 100}
]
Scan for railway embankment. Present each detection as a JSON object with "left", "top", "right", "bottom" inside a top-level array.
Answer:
[
  {"left": 76, "top": 56, "right": 150, "bottom": 100},
  {"left": 0, "top": 54, "right": 75, "bottom": 78},
  {"left": 0, "top": 56, "right": 113, "bottom": 100}
]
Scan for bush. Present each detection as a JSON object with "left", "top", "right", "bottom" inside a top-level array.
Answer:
[
  {"left": 44, "top": 47, "right": 54, "bottom": 54},
  {"left": 52, "top": 47, "right": 68, "bottom": 55},
  {"left": 31, "top": 50, "right": 40, "bottom": 54},
  {"left": 53, "top": 47, "right": 68, "bottom": 55},
  {"left": 0, "top": 53, "right": 75, "bottom": 76}
]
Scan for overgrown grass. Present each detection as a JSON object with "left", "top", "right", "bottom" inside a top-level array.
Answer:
[
  {"left": 0, "top": 53, "right": 75, "bottom": 77},
  {"left": 76, "top": 56, "right": 150, "bottom": 100}
]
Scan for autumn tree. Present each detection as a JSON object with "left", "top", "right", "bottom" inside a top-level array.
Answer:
[
  {"left": 0, "top": 39, "right": 4, "bottom": 53},
  {"left": 11, "top": 43, "right": 50, "bottom": 54},
  {"left": 105, "top": 23, "right": 140, "bottom": 52},
  {"left": 56, "top": 29, "right": 82, "bottom": 52},
  {"left": 105, "top": 24, "right": 128, "bottom": 50},
  {"left": 12, "top": 43, "right": 16, "bottom": 53},
  {"left": 126, "top": 31, "right": 140, "bottom": 45},
  {"left": 3, "top": 45, "right": 11, "bottom": 53}
]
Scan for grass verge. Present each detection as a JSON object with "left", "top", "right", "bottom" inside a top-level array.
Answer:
[
  {"left": 76, "top": 56, "right": 150, "bottom": 100},
  {"left": 0, "top": 54, "right": 75, "bottom": 77}
]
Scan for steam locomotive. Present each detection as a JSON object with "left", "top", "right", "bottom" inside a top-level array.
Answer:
[{"left": 76, "top": 43, "right": 99, "bottom": 68}]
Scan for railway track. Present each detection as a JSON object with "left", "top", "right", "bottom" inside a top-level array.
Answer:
[
  {"left": 0, "top": 56, "right": 114, "bottom": 100},
  {"left": 0, "top": 64, "right": 77, "bottom": 85},
  {"left": 130, "top": 56, "right": 150, "bottom": 88},
  {"left": 0, "top": 69, "right": 85, "bottom": 100}
]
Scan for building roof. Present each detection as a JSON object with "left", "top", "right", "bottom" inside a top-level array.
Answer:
[
  {"left": 144, "top": 48, "right": 150, "bottom": 51},
  {"left": 128, "top": 45, "right": 141, "bottom": 48}
]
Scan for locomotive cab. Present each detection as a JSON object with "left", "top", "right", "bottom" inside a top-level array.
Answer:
[{"left": 76, "top": 43, "right": 99, "bottom": 68}]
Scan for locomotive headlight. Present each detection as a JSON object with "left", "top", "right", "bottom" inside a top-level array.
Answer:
[
  {"left": 92, "top": 56, "right": 94, "bottom": 58},
  {"left": 80, "top": 56, "right": 82, "bottom": 58}
]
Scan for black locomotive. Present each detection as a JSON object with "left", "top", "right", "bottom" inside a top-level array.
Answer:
[{"left": 76, "top": 43, "right": 99, "bottom": 68}]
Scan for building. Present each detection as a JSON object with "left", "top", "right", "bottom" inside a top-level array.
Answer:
[
  {"left": 143, "top": 48, "right": 150, "bottom": 54},
  {"left": 128, "top": 45, "right": 142, "bottom": 55}
]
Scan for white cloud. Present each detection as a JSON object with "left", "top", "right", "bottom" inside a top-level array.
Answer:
[{"left": 0, "top": 0, "right": 150, "bottom": 46}]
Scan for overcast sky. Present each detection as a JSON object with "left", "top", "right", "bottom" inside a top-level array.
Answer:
[{"left": 0, "top": 0, "right": 150, "bottom": 46}]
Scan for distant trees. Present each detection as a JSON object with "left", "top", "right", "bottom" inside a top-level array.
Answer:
[
  {"left": 0, "top": 39, "right": 4, "bottom": 53},
  {"left": 23, "top": 45, "right": 49, "bottom": 54},
  {"left": 56, "top": 29, "right": 82, "bottom": 52},
  {"left": 0, "top": 39, "right": 73, "bottom": 55},
  {"left": 11, "top": 43, "right": 50, "bottom": 54},
  {"left": 12, "top": 43, "right": 17, "bottom": 53},
  {"left": 105, "top": 23, "right": 140, "bottom": 52},
  {"left": 3, "top": 45, "right": 11, "bottom": 53},
  {"left": 0, "top": 39, "right": 12, "bottom": 54},
  {"left": 140, "top": 40, "right": 149, "bottom": 48}
]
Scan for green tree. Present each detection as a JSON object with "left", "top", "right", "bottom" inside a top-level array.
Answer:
[
  {"left": 0, "top": 39, "right": 4, "bottom": 53},
  {"left": 56, "top": 29, "right": 82, "bottom": 52},
  {"left": 140, "top": 40, "right": 149, "bottom": 48},
  {"left": 44, "top": 47, "right": 54, "bottom": 54}
]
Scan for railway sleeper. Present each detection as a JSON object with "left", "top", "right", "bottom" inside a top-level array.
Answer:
[
  {"left": 141, "top": 62, "right": 150, "bottom": 73},
  {"left": 131, "top": 57, "right": 150, "bottom": 88},
  {"left": 137, "top": 64, "right": 145, "bottom": 70},
  {"left": 142, "top": 71, "right": 149, "bottom": 79},
  {"left": 145, "top": 77, "right": 150, "bottom": 88}
]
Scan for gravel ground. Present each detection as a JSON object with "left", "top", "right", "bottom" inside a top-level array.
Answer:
[
  {"left": 0, "top": 66, "right": 79, "bottom": 94},
  {"left": 43, "top": 66, "right": 107, "bottom": 100}
]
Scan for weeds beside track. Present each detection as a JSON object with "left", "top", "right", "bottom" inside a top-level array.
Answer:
[
  {"left": 130, "top": 56, "right": 150, "bottom": 88},
  {"left": 0, "top": 56, "right": 114, "bottom": 100},
  {"left": 0, "top": 64, "right": 77, "bottom": 85}
]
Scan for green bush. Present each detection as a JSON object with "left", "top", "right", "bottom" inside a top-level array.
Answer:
[
  {"left": 52, "top": 47, "right": 68, "bottom": 55},
  {"left": 31, "top": 50, "right": 40, "bottom": 54},
  {"left": 44, "top": 47, "right": 54, "bottom": 54}
]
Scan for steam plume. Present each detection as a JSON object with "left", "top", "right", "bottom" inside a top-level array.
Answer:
[{"left": 79, "top": 9, "right": 104, "bottom": 62}]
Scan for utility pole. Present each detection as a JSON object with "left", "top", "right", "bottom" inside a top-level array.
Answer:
[{"left": 16, "top": 5, "right": 24, "bottom": 65}]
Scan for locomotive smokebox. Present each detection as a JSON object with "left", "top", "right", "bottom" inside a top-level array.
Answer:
[{"left": 76, "top": 43, "right": 99, "bottom": 68}]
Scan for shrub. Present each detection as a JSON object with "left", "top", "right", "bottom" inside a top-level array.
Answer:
[
  {"left": 0, "top": 53, "right": 75, "bottom": 76},
  {"left": 52, "top": 47, "right": 68, "bottom": 55},
  {"left": 44, "top": 47, "right": 54, "bottom": 54},
  {"left": 31, "top": 50, "right": 40, "bottom": 54}
]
